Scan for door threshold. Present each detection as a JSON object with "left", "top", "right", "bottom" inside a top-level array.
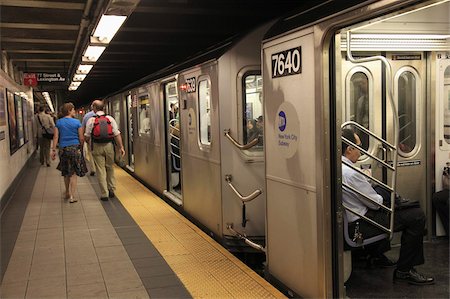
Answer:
[{"left": 163, "top": 190, "right": 182, "bottom": 206}]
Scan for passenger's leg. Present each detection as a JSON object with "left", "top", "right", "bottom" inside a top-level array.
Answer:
[
  {"left": 92, "top": 145, "right": 108, "bottom": 198},
  {"left": 394, "top": 207, "right": 426, "bottom": 271},
  {"left": 43, "top": 139, "right": 51, "bottom": 165},
  {"left": 39, "top": 138, "right": 45, "bottom": 164},
  {"left": 69, "top": 175, "right": 78, "bottom": 202},
  {"left": 64, "top": 176, "right": 70, "bottom": 199},
  {"left": 433, "top": 191, "right": 449, "bottom": 235},
  {"left": 105, "top": 143, "right": 115, "bottom": 194}
]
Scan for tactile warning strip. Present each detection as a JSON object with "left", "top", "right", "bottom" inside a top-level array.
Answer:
[{"left": 114, "top": 167, "right": 286, "bottom": 299}]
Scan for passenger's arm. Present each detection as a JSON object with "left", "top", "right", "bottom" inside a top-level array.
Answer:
[
  {"left": 78, "top": 127, "right": 84, "bottom": 148},
  {"left": 114, "top": 134, "right": 125, "bottom": 157},
  {"left": 349, "top": 171, "right": 383, "bottom": 209},
  {"left": 51, "top": 127, "right": 59, "bottom": 160}
]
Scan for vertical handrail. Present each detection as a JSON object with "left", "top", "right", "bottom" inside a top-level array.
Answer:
[{"left": 343, "top": 31, "right": 399, "bottom": 240}]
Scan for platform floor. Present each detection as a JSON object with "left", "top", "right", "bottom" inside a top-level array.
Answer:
[{"left": 0, "top": 156, "right": 285, "bottom": 299}]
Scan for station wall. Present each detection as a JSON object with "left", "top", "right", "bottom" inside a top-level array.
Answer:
[{"left": 0, "top": 70, "right": 35, "bottom": 206}]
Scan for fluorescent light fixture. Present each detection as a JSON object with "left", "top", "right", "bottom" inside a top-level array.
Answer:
[
  {"left": 76, "top": 64, "right": 93, "bottom": 74},
  {"left": 70, "top": 82, "right": 81, "bottom": 87},
  {"left": 83, "top": 45, "right": 106, "bottom": 62},
  {"left": 68, "top": 86, "right": 78, "bottom": 91},
  {"left": 93, "top": 15, "right": 127, "bottom": 43},
  {"left": 352, "top": 34, "right": 450, "bottom": 40},
  {"left": 73, "top": 74, "right": 86, "bottom": 81}
]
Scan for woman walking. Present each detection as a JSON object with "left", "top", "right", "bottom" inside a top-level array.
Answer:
[{"left": 51, "top": 102, "right": 87, "bottom": 202}]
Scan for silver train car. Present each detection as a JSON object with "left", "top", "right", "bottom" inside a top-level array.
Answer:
[
  {"left": 105, "top": 23, "right": 271, "bottom": 252},
  {"left": 262, "top": 0, "right": 449, "bottom": 297},
  {"left": 97, "top": 0, "right": 449, "bottom": 297}
]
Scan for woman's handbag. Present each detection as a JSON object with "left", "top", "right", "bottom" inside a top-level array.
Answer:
[{"left": 37, "top": 116, "right": 54, "bottom": 139}]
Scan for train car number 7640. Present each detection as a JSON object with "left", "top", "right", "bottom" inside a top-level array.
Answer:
[{"left": 271, "top": 46, "right": 302, "bottom": 78}]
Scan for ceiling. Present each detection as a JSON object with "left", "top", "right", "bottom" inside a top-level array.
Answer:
[{"left": 1, "top": 0, "right": 330, "bottom": 106}]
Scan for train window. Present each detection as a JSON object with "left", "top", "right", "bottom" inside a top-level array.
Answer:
[
  {"left": 198, "top": 78, "right": 211, "bottom": 146},
  {"left": 243, "top": 74, "right": 263, "bottom": 149},
  {"left": 397, "top": 70, "right": 417, "bottom": 154},
  {"left": 113, "top": 100, "right": 121, "bottom": 129},
  {"left": 138, "top": 92, "right": 151, "bottom": 136},
  {"left": 444, "top": 66, "right": 450, "bottom": 145},
  {"left": 349, "top": 71, "right": 370, "bottom": 151}
]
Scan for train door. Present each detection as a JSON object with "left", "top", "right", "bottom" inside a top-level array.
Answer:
[
  {"left": 163, "top": 80, "right": 182, "bottom": 204},
  {"left": 435, "top": 54, "right": 450, "bottom": 235},
  {"left": 125, "top": 94, "right": 135, "bottom": 171},
  {"left": 342, "top": 54, "right": 427, "bottom": 214},
  {"left": 111, "top": 98, "right": 124, "bottom": 165}
]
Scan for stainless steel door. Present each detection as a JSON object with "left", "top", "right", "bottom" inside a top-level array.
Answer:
[
  {"left": 126, "top": 94, "right": 135, "bottom": 171},
  {"left": 342, "top": 53, "right": 427, "bottom": 211}
]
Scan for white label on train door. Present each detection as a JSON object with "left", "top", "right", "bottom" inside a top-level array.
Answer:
[
  {"left": 275, "top": 102, "right": 299, "bottom": 158},
  {"left": 185, "top": 77, "right": 196, "bottom": 93},
  {"left": 188, "top": 108, "right": 196, "bottom": 135},
  {"left": 271, "top": 47, "right": 302, "bottom": 78}
]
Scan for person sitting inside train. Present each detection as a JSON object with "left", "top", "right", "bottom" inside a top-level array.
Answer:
[
  {"left": 433, "top": 162, "right": 449, "bottom": 236},
  {"left": 246, "top": 119, "right": 260, "bottom": 143},
  {"left": 341, "top": 128, "right": 434, "bottom": 285}
]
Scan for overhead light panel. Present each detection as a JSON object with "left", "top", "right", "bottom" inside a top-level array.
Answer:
[
  {"left": 73, "top": 74, "right": 87, "bottom": 81},
  {"left": 82, "top": 45, "right": 106, "bottom": 62},
  {"left": 92, "top": 15, "right": 127, "bottom": 44},
  {"left": 68, "top": 86, "right": 78, "bottom": 91},
  {"left": 76, "top": 64, "right": 93, "bottom": 75},
  {"left": 70, "top": 82, "right": 81, "bottom": 87}
]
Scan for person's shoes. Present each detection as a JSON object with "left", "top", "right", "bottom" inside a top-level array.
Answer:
[
  {"left": 108, "top": 190, "right": 115, "bottom": 198},
  {"left": 393, "top": 268, "right": 435, "bottom": 285},
  {"left": 370, "top": 254, "right": 397, "bottom": 268},
  {"left": 90, "top": 171, "right": 95, "bottom": 176},
  {"left": 69, "top": 197, "right": 77, "bottom": 203},
  {"left": 100, "top": 197, "right": 109, "bottom": 201},
  {"left": 47, "top": 163, "right": 50, "bottom": 167}
]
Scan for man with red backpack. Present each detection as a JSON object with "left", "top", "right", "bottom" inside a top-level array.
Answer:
[{"left": 85, "top": 100, "right": 125, "bottom": 201}]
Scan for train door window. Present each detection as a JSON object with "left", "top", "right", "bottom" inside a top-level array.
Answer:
[
  {"left": 138, "top": 90, "right": 151, "bottom": 136},
  {"left": 243, "top": 73, "right": 263, "bottom": 150},
  {"left": 198, "top": 77, "right": 211, "bottom": 147},
  {"left": 113, "top": 100, "right": 121, "bottom": 129},
  {"left": 443, "top": 66, "right": 450, "bottom": 145},
  {"left": 395, "top": 68, "right": 419, "bottom": 155},
  {"left": 347, "top": 69, "right": 371, "bottom": 151}
]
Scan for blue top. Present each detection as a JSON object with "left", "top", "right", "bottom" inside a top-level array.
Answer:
[
  {"left": 82, "top": 110, "right": 95, "bottom": 128},
  {"left": 56, "top": 117, "right": 81, "bottom": 148}
]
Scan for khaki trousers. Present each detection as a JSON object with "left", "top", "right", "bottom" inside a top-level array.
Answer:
[
  {"left": 83, "top": 143, "right": 96, "bottom": 173},
  {"left": 92, "top": 142, "right": 115, "bottom": 198},
  {"left": 39, "top": 137, "right": 51, "bottom": 165}
]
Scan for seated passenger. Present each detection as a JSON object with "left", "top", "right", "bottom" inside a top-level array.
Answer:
[
  {"left": 246, "top": 119, "right": 260, "bottom": 143},
  {"left": 341, "top": 128, "right": 434, "bottom": 285},
  {"left": 433, "top": 163, "right": 449, "bottom": 236}
]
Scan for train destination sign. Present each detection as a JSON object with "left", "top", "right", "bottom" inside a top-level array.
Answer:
[
  {"left": 37, "top": 73, "right": 66, "bottom": 83},
  {"left": 271, "top": 47, "right": 302, "bottom": 78}
]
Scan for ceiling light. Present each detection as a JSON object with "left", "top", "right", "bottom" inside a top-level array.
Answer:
[
  {"left": 70, "top": 82, "right": 81, "bottom": 87},
  {"left": 82, "top": 45, "right": 106, "bottom": 62},
  {"left": 92, "top": 15, "right": 127, "bottom": 44},
  {"left": 68, "top": 86, "right": 78, "bottom": 91},
  {"left": 73, "top": 74, "right": 86, "bottom": 81},
  {"left": 76, "top": 64, "right": 93, "bottom": 74}
]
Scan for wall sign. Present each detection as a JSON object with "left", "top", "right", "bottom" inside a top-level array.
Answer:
[
  {"left": 275, "top": 102, "right": 299, "bottom": 158},
  {"left": 271, "top": 47, "right": 302, "bottom": 78}
]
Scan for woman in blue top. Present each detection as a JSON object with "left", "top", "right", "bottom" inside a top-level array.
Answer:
[{"left": 51, "top": 102, "right": 87, "bottom": 202}]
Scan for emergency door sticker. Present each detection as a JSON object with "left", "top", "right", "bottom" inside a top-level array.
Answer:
[
  {"left": 275, "top": 102, "right": 299, "bottom": 158},
  {"left": 271, "top": 47, "right": 302, "bottom": 78}
]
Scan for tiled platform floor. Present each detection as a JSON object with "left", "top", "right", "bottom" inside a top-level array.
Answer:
[{"left": 0, "top": 157, "right": 285, "bottom": 299}]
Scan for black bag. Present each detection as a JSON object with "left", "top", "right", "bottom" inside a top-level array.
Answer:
[{"left": 37, "top": 116, "right": 54, "bottom": 139}]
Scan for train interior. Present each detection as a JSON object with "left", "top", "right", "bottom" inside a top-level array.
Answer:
[{"left": 337, "top": 1, "right": 449, "bottom": 297}]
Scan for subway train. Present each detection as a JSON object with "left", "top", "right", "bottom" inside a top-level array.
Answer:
[{"left": 80, "top": 0, "right": 449, "bottom": 297}]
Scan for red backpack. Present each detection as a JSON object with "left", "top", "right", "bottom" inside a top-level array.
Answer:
[{"left": 92, "top": 114, "right": 114, "bottom": 143}]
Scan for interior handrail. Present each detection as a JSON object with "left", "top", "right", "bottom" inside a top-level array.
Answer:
[
  {"left": 224, "top": 129, "right": 259, "bottom": 150},
  {"left": 343, "top": 182, "right": 393, "bottom": 213},
  {"left": 343, "top": 205, "right": 391, "bottom": 234}
]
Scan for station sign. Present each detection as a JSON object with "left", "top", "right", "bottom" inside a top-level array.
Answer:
[
  {"left": 37, "top": 73, "right": 66, "bottom": 83},
  {"left": 23, "top": 73, "right": 37, "bottom": 87}
]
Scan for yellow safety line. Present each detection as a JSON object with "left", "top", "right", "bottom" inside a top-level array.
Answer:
[{"left": 114, "top": 166, "right": 286, "bottom": 299}]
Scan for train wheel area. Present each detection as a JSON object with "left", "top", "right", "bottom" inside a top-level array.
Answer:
[{"left": 0, "top": 154, "right": 284, "bottom": 299}]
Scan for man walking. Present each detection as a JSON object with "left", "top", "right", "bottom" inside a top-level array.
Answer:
[
  {"left": 35, "top": 106, "right": 55, "bottom": 166},
  {"left": 85, "top": 100, "right": 125, "bottom": 201},
  {"left": 81, "top": 102, "right": 97, "bottom": 176}
]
